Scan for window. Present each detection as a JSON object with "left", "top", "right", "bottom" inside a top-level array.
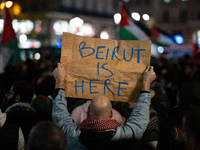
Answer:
[
  {"left": 179, "top": 10, "right": 187, "bottom": 22},
  {"left": 198, "top": 9, "right": 200, "bottom": 20},
  {"left": 163, "top": 11, "right": 169, "bottom": 22}
]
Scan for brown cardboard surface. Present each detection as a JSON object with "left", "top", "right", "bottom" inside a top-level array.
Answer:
[{"left": 61, "top": 32, "right": 151, "bottom": 102}]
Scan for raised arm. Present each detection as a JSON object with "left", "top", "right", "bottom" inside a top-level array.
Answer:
[
  {"left": 112, "top": 66, "right": 156, "bottom": 140},
  {"left": 52, "top": 63, "right": 65, "bottom": 89},
  {"left": 141, "top": 66, "right": 156, "bottom": 92},
  {"left": 52, "top": 63, "right": 81, "bottom": 150}
]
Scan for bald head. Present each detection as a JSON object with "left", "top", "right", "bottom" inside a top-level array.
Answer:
[{"left": 88, "top": 96, "right": 112, "bottom": 120}]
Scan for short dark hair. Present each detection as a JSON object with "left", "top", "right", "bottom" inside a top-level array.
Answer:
[
  {"left": 27, "top": 121, "right": 66, "bottom": 150},
  {"left": 183, "top": 109, "right": 200, "bottom": 147},
  {"left": 13, "top": 80, "right": 34, "bottom": 103}
]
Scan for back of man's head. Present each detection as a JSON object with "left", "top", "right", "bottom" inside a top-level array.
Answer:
[
  {"left": 89, "top": 96, "right": 112, "bottom": 120},
  {"left": 183, "top": 109, "right": 200, "bottom": 150},
  {"left": 27, "top": 121, "right": 66, "bottom": 150},
  {"left": 13, "top": 80, "right": 34, "bottom": 103}
]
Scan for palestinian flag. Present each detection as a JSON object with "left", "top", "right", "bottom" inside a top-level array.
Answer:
[
  {"left": 150, "top": 26, "right": 175, "bottom": 46},
  {"left": 191, "top": 32, "right": 199, "bottom": 57},
  {"left": 0, "top": 7, "right": 21, "bottom": 73},
  {"left": 118, "top": 3, "right": 151, "bottom": 41}
]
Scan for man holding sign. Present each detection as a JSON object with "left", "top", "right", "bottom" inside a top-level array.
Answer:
[{"left": 52, "top": 63, "right": 156, "bottom": 150}]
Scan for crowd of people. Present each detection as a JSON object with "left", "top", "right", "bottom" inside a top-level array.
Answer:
[{"left": 0, "top": 51, "right": 199, "bottom": 150}]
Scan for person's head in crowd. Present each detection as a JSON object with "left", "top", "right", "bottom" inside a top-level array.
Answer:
[
  {"left": 4, "top": 80, "right": 34, "bottom": 109},
  {"left": 27, "top": 121, "right": 66, "bottom": 150},
  {"left": 88, "top": 95, "right": 113, "bottom": 120},
  {"left": 183, "top": 109, "right": 200, "bottom": 150},
  {"left": 170, "top": 112, "right": 186, "bottom": 145},
  {"left": 39, "top": 75, "right": 55, "bottom": 96}
]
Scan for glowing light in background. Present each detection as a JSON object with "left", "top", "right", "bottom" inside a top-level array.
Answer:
[
  {"left": 164, "top": 0, "right": 171, "bottom": 3},
  {"left": 19, "top": 34, "right": 27, "bottom": 43},
  {"left": 174, "top": 35, "right": 184, "bottom": 44},
  {"left": 0, "top": 2, "right": 5, "bottom": 9},
  {"left": 114, "top": 13, "right": 121, "bottom": 24},
  {"left": 79, "top": 23, "right": 95, "bottom": 37},
  {"left": 69, "top": 17, "right": 84, "bottom": 28},
  {"left": 0, "top": 19, "right": 3, "bottom": 33},
  {"left": 56, "top": 42, "right": 62, "bottom": 48},
  {"left": 131, "top": 12, "right": 140, "bottom": 21},
  {"left": 76, "top": 32, "right": 83, "bottom": 36},
  {"left": 20, "top": 21, "right": 27, "bottom": 33},
  {"left": 158, "top": 46, "right": 164, "bottom": 53},
  {"left": 34, "top": 53, "right": 41, "bottom": 60},
  {"left": 5, "top": 1, "right": 13, "bottom": 8},
  {"left": 100, "top": 31, "right": 109, "bottom": 39},
  {"left": 12, "top": 4, "right": 21, "bottom": 15},
  {"left": 142, "top": 14, "right": 150, "bottom": 21},
  {"left": 26, "top": 20, "right": 34, "bottom": 33}
]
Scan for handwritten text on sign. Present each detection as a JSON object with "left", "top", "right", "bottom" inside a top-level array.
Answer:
[{"left": 61, "top": 32, "right": 151, "bottom": 102}]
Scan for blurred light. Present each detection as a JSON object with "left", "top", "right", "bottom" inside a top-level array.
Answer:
[
  {"left": 0, "top": 3, "right": 5, "bottom": 9},
  {"left": 20, "top": 21, "right": 27, "bottom": 33},
  {"left": 131, "top": 12, "right": 140, "bottom": 21},
  {"left": 158, "top": 46, "right": 164, "bottom": 53},
  {"left": 26, "top": 20, "right": 34, "bottom": 33},
  {"left": 19, "top": 34, "right": 27, "bottom": 43},
  {"left": 5, "top": 1, "right": 13, "bottom": 8},
  {"left": 53, "top": 22, "right": 60, "bottom": 32},
  {"left": 123, "top": 0, "right": 130, "bottom": 2},
  {"left": 34, "top": 53, "right": 41, "bottom": 60},
  {"left": 18, "top": 40, "right": 41, "bottom": 49},
  {"left": 0, "top": 19, "right": 3, "bottom": 33},
  {"left": 36, "top": 20, "right": 42, "bottom": 26},
  {"left": 114, "top": 13, "right": 121, "bottom": 24},
  {"left": 69, "top": 17, "right": 84, "bottom": 28},
  {"left": 198, "top": 38, "right": 200, "bottom": 48},
  {"left": 164, "top": 0, "right": 171, "bottom": 3},
  {"left": 76, "top": 32, "right": 83, "bottom": 36},
  {"left": 142, "top": 14, "right": 150, "bottom": 21},
  {"left": 53, "top": 20, "right": 69, "bottom": 35},
  {"left": 13, "top": 4, "right": 21, "bottom": 15},
  {"left": 13, "top": 19, "right": 19, "bottom": 32},
  {"left": 35, "top": 26, "right": 41, "bottom": 33},
  {"left": 100, "top": 31, "right": 109, "bottom": 39},
  {"left": 56, "top": 42, "right": 62, "bottom": 48},
  {"left": 61, "top": 21, "right": 68, "bottom": 32},
  {"left": 174, "top": 35, "right": 184, "bottom": 44},
  {"left": 79, "top": 23, "right": 95, "bottom": 36}
]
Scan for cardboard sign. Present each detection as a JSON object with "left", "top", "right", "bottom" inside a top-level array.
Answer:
[{"left": 61, "top": 32, "right": 151, "bottom": 102}]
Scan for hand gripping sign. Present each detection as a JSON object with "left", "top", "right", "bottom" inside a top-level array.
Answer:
[{"left": 61, "top": 32, "right": 151, "bottom": 102}]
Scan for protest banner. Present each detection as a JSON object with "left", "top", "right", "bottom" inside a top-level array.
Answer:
[{"left": 61, "top": 32, "right": 151, "bottom": 102}]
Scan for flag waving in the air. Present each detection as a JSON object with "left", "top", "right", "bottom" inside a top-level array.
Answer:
[
  {"left": 0, "top": 6, "right": 21, "bottom": 73},
  {"left": 117, "top": 3, "right": 175, "bottom": 47},
  {"left": 117, "top": 3, "right": 151, "bottom": 41}
]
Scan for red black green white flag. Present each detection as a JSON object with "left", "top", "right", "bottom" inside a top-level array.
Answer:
[
  {"left": 0, "top": 6, "right": 21, "bottom": 73},
  {"left": 118, "top": 3, "right": 151, "bottom": 41},
  {"left": 150, "top": 26, "right": 175, "bottom": 46},
  {"left": 118, "top": 3, "right": 175, "bottom": 47}
]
